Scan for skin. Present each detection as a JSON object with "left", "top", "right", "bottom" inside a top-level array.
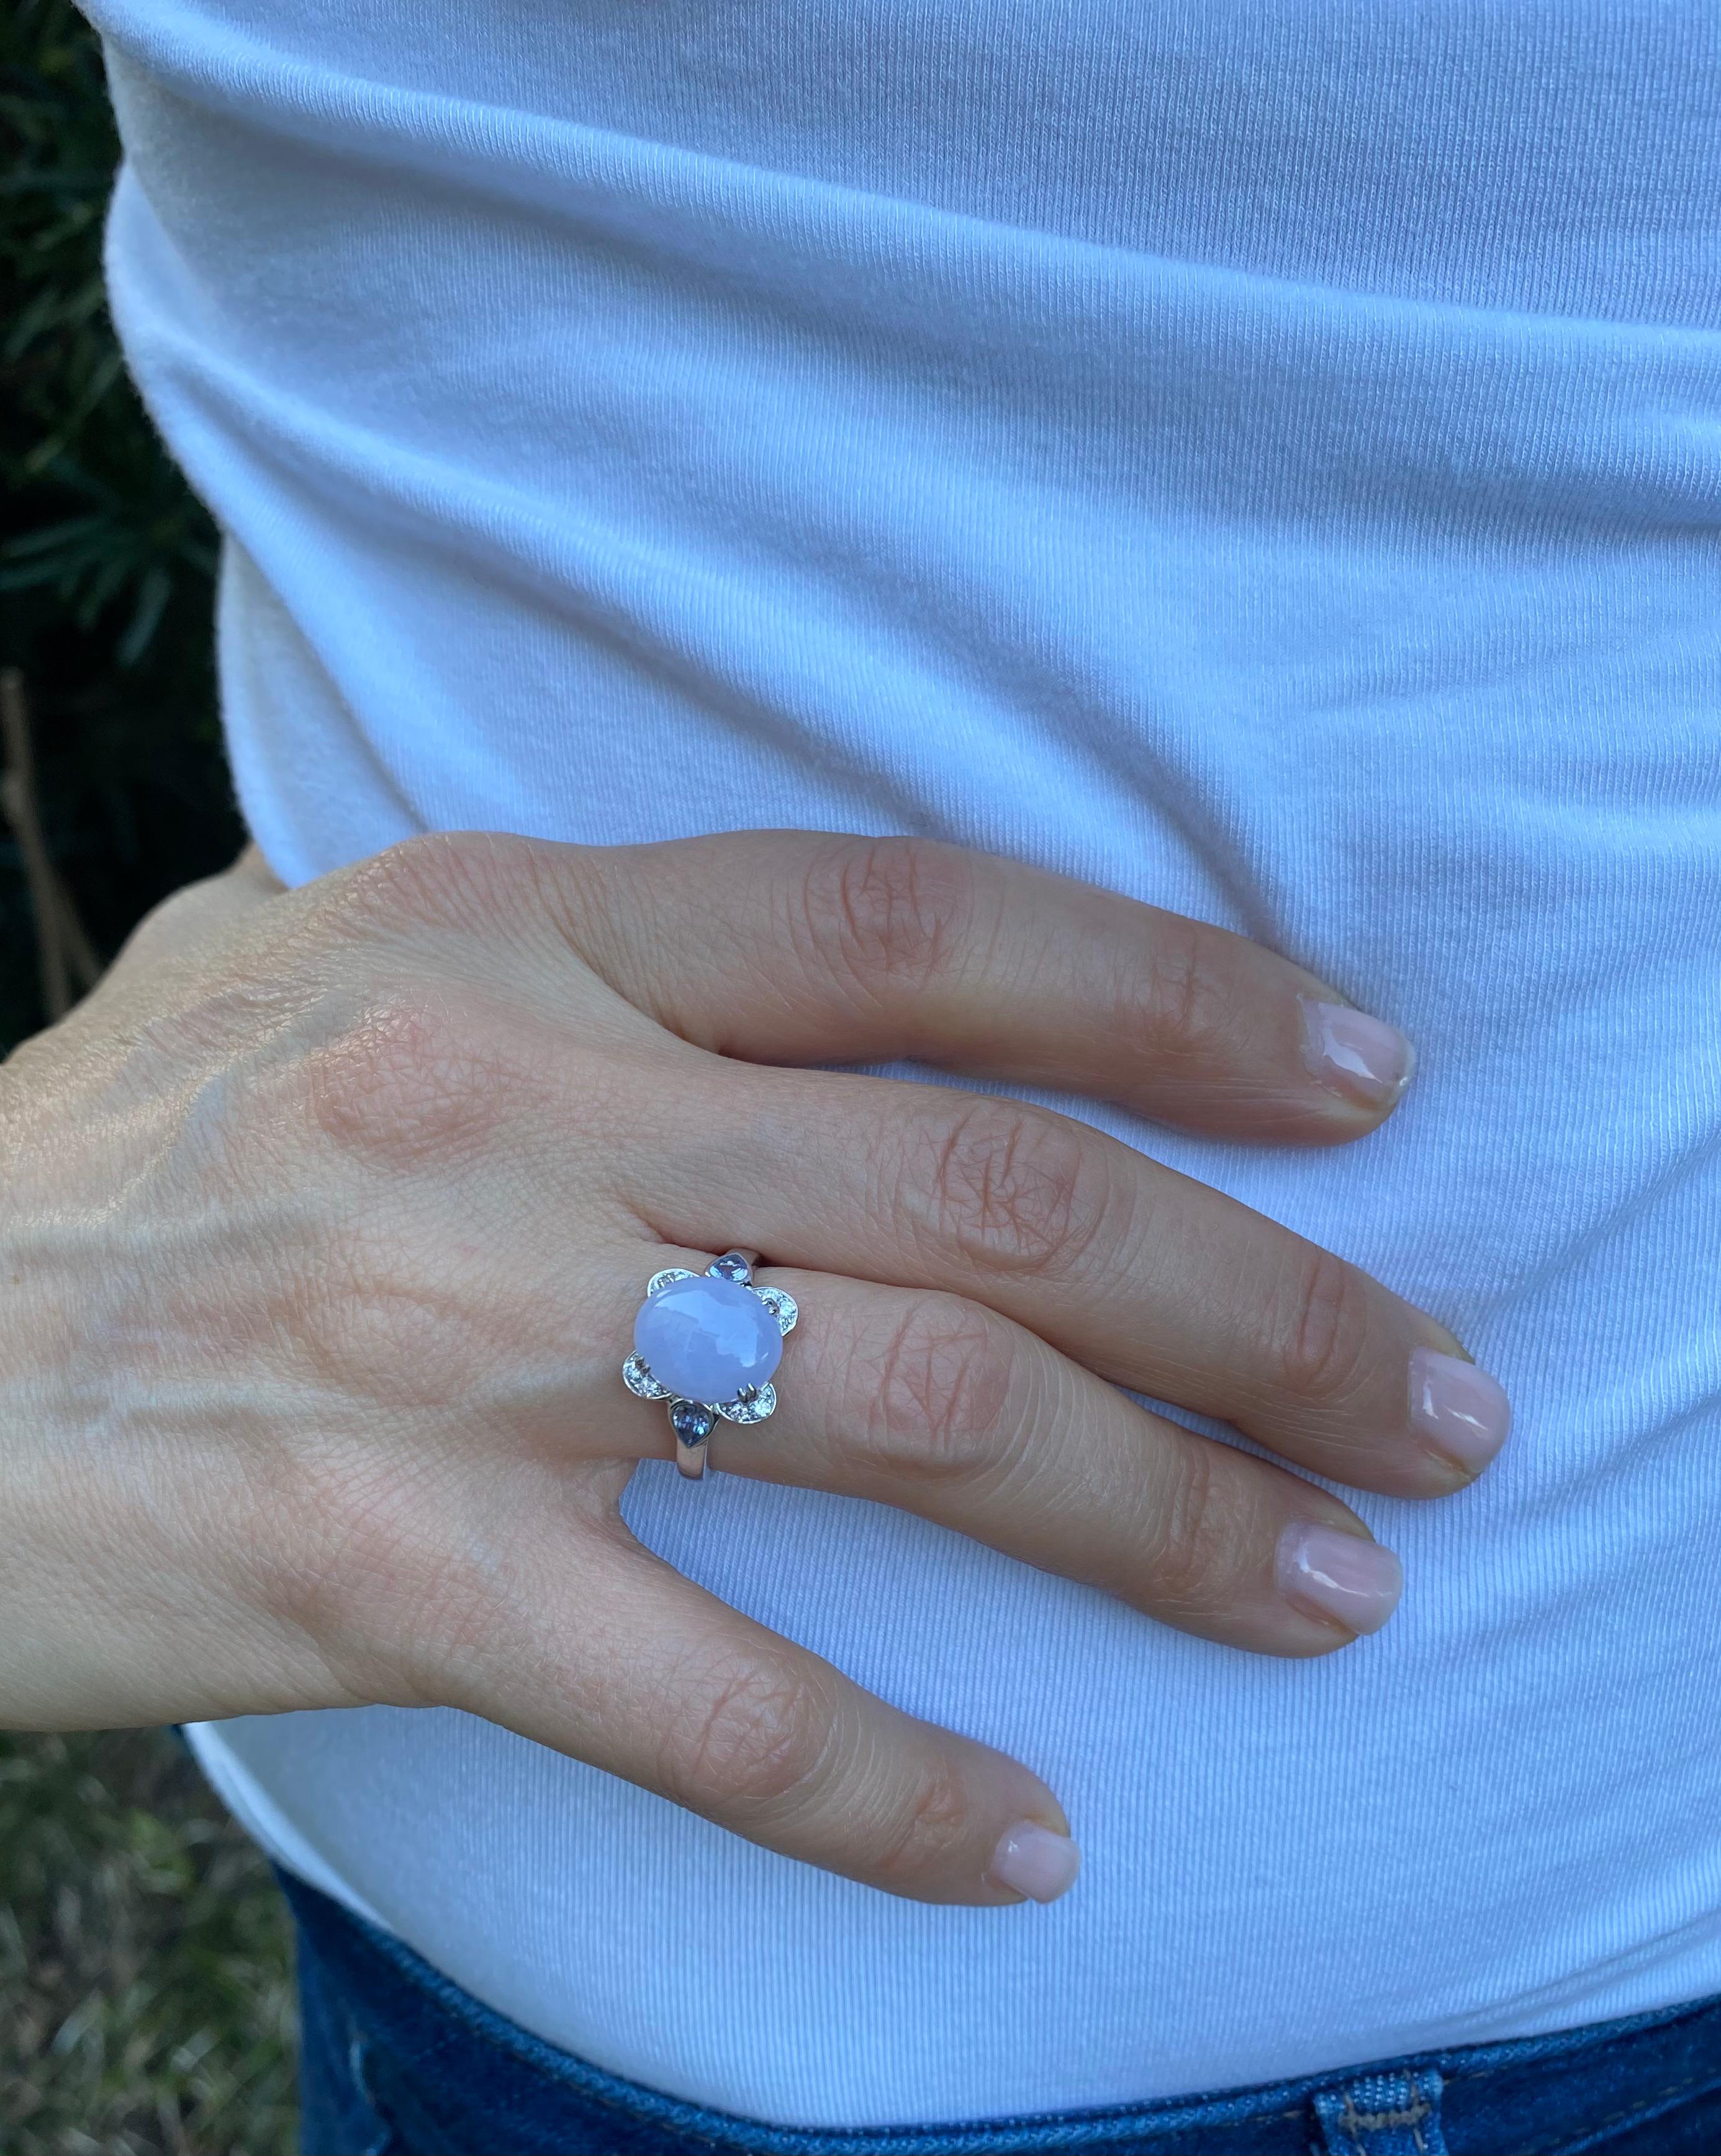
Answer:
[{"left": 0, "top": 829, "right": 1491, "bottom": 1905}]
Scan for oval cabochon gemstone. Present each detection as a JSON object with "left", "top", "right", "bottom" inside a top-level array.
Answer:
[{"left": 635, "top": 1273, "right": 784, "bottom": 1405}]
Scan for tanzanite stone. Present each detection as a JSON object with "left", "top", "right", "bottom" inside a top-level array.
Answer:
[
  {"left": 635, "top": 1274, "right": 783, "bottom": 1405},
  {"left": 669, "top": 1400, "right": 716, "bottom": 1445}
]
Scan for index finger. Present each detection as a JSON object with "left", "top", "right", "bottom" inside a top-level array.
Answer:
[{"left": 551, "top": 832, "right": 1414, "bottom": 1144}]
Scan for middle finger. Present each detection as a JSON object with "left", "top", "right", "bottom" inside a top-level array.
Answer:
[{"left": 628, "top": 1065, "right": 1511, "bottom": 1500}]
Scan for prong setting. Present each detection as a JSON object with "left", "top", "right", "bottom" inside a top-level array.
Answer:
[
  {"left": 754, "top": 1286, "right": 797, "bottom": 1335},
  {"left": 622, "top": 1353, "right": 671, "bottom": 1401}
]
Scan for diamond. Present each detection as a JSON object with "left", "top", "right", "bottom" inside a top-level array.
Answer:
[
  {"left": 622, "top": 1354, "right": 670, "bottom": 1401},
  {"left": 754, "top": 1286, "right": 797, "bottom": 1335},
  {"left": 716, "top": 1383, "right": 777, "bottom": 1425}
]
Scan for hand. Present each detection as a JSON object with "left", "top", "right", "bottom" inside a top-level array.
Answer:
[{"left": 0, "top": 832, "right": 1507, "bottom": 1904}]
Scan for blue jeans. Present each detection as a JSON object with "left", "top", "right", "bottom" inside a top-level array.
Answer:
[{"left": 282, "top": 1869, "right": 1721, "bottom": 2156}]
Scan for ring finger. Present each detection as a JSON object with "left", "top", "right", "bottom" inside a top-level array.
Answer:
[
  {"left": 600, "top": 1251, "right": 1403, "bottom": 1656},
  {"left": 625, "top": 1066, "right": 1509, "bottom": 1501}
]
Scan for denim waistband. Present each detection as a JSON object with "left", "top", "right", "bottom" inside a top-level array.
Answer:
[{"left": 281, "top": 1866, "right": 1721, "bottom": 2156}]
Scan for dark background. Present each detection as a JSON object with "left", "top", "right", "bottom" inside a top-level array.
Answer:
[
  {"left": 3, "top": 4, "right": 297, "bottom": 2149},
  {"left": 3, "top": 0, "right": 240, "bottom": 1055}
]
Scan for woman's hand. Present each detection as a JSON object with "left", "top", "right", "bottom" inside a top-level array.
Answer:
[{"left": 0, "top": 832, "right": 1507, "bottom": 1904}]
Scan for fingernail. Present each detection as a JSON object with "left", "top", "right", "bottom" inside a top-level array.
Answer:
[
  {"left": 988, "top": 1821, "right": 1082, "bottom": 1904},
  {"left": 1410, "top": 1348, "right": 1512, "bottom": 1476},
  {"left": 1276, "top": 1524, "right": 1403, "bottom": 1636},
  {"left": 1298, "top": 999, "right": 1417, "bottom": 1109}
]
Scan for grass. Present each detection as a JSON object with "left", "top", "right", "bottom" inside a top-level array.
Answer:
[{"left": 0, "top": 1730, "right": 299, "bottom": 2154}]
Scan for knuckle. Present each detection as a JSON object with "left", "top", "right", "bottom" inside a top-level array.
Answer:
[
  {"left": 872, "top": 1759, "right": 975, "bottom": 1887},
  {"left": 669, "top": 1654, "right": 836, "bottom": 1816},
  {"left": 1270, "top": 1245, "right": 1375, "bottom": 1405},
  {"left": 1141, "top": 1439, "right": 1235, "bottom": 1615},
  {"left": 915, "top": 1099, "right": 1100, "bottom": 1278},
  {"left": 315, "top": 831, "right": 544, "bottom": 941},
  {"left": 846, "top": 1294, "right": 1018, "bottom": 1485},
  {"left": 797, "top": 837, "right": 976, "bottom": 1001},
  {"left": 1122, "top": 917, "right": 1235, "bottom": 1065},
  {"left": 302, "top": 993, "right": 543, "bottom": 1170}
]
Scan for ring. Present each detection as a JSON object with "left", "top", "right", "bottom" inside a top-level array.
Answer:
[{"left": 622, "top": 1251, "right": 798, "bottom": 1480}]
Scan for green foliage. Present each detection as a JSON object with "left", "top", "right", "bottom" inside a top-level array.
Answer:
[
  {"left": 0, "top": 1729, "right": 299, "bottom": 2155},
  {"left": 1, "top": 0, "right": 241, "bottom": 1053},
  {"left": 1, "top": 12, "right": 296, "bottom": 2147}
]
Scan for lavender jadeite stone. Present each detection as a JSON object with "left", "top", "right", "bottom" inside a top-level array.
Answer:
[{"left": 634, "top": 1274, "right": 783, "bottom": 1404}]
